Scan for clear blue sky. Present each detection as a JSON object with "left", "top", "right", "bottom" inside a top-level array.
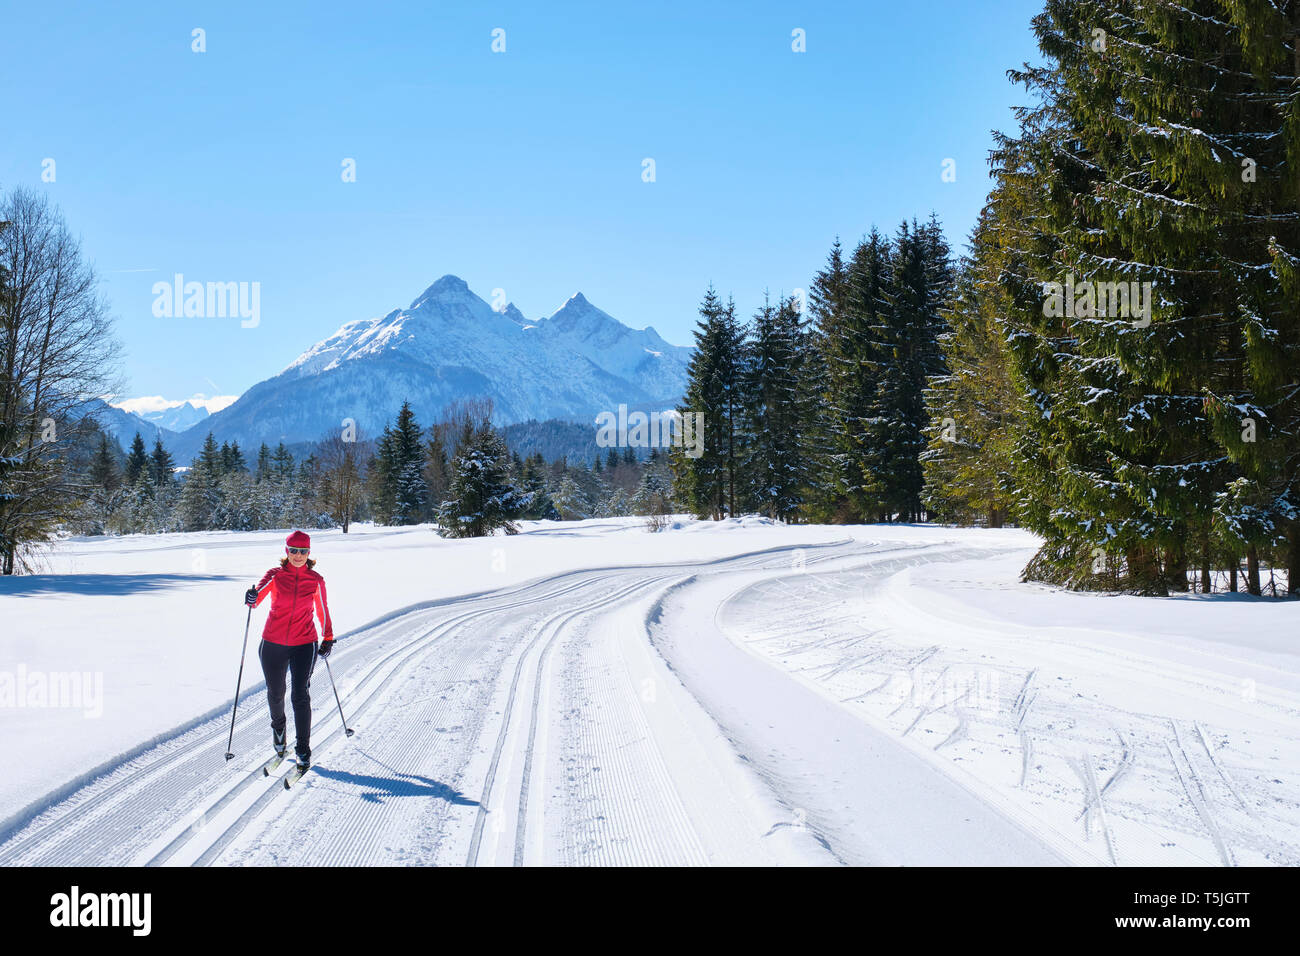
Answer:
[{"left": 1, "top": 0, "right": 1045, "bottom": 407}]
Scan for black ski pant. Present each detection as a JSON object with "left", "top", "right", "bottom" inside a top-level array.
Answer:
[{"left": 259, "top": 639, "right": 317, "bottom": 761}]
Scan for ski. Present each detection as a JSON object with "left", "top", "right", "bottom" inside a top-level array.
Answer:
[
  {"left": 283, "top": 764, "right": 310, "bottom": 789},
  {"left": 261, "top": 752, "right": 288, "bottom": 776}
]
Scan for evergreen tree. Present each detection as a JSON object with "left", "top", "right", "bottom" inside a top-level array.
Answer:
[
  {"left": 859, "top": 219, "right": 952, "bottom": 522},
  {"left": 112, "top": 473, "right": 156, "bottom": 534},
  {"left": 551, "top": 474, "right": 592, "bottom": 520},
  {"left": 199, "top": 432, "right": 223, "bottom": 477},
  {"left": 298, "top": 453, "right": 320, "bottom": 489},
  {"left": 271, "top": 443, "right": 295, "bottom": 480},
  {"left": 391, "top": 401, "right": 429, "bottom": 524},
  {"left": 805, "top": 238, "right": 859, "bottom": 521},
  {"left": 90, "top": 433, "right": 120, "bottom": 496},
  {"left": 598, "top": 486, "right": 631, "bottom": 517},
  {"left": 520, "top": 453, "right": 559, "bottom": 519},
  {"left": 255, "top": 443, "right": 272, "bottom": 482},
  {"left": 994, "top": 0, "right": 1300, "bottom": 593},
  {"left": 125, "top": 432, "right": 149, "bottom": 486},
  {"left": 84, "top": 432, "right": 123, "bottom": 531},
  {"left": 820, "top": 232, "right": 893, "bottom": 521},
  {"left": 424, "top": 425, "right": 452, "bottom": 509},
  {"left": 221, "top": 441, "right": 247, "bottom": 474},
  {"left": 1198, "top": 3, "right": 1300, "bottom": 594},
  {"left": 178, "top": 433, "right": 224, "bottom": 530},
  {"left": 367, "top": 428, "right": 397, "bottom": 524},
  {"left": 922, "top": 209, "right": 1024, "bottom": 527},
  {"left": 213, "top": 469, "right": 257, "bottom": 531},
  {"left": 149, "top": 436, "right": 175, "bottom": 488},
  {"left": 437, "top": 418, "right": 529, "bottom": 537},
  {"left": 631, "top": 467, "right": 673, "bottom": 516},
  {"left": 740, "top": 293, "right": 808, "bottom": 520},
  {"left": 672, "top": 286, "right": 744, "bottom": 519}
]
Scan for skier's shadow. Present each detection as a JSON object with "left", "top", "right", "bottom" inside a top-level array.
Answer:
[{"left": 310, "top": 751, "right": 478, "bottom": 807}]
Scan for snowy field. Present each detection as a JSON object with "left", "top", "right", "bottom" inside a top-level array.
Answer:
[{"left": 0, "top": 518, "right": 1295, "bottom": 866}]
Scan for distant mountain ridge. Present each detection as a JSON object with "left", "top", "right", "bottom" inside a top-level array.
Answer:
[
  {"left": 161, "top": 275, "right": 692, "bottom": 459},
  {"left": 139, "top": 401, "right": 209, "bottom": 433},
  {"left": 81, "top": 399, "right": 181, "bottom": 452}
]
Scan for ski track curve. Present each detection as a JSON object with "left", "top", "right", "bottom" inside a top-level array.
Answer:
[
  {"left": 645, "top": 544, "right": 1078, "bottom": 866},
  {"left": 0, "top": 539, "right": 861, "bottom": 866},
  {"left": 706, "top": 555, "right": 1300, "bottom": 867}
]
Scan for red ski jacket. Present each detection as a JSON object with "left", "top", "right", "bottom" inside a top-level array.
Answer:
[{"left": 253, "top": 562, "right": 334, "bottom": 646}]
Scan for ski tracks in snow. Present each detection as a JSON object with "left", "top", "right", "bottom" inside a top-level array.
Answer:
[
  {"left": 714, "top": 554, "right": 1300, "bottom": 867},
  {"left": 9, "top": 534, "right": 1273, "bottom": 867},
  {"left": 0, "top": 541, "right": 856, "bottom": 867}
]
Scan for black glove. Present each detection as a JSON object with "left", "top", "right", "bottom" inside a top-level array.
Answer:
[
  {"left": 244, "top": 586, "right": 258, "bottom": 607},
  {"left": 318, "top": 639, "right": 335, "bottom": 659}
]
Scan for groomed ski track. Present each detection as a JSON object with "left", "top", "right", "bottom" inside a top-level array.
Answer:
[{"left": 0, "top": 539, "right": 1076, "bottom": 866}]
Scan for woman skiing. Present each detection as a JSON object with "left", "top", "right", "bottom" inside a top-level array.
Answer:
[{"left": 244, "top": 530, "right": 335, "bottom": 772}]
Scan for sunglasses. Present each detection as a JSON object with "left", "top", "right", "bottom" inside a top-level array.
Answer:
[{"left": 287, "top": 547, "right": 310, "bottom": 555}]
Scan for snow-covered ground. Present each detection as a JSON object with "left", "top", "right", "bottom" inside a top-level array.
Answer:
[{"left": 0, "top": 518, "right": 1295, "bottom": 866}]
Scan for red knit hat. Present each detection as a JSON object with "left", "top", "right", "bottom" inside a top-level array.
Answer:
[{"left": 286, "top": 530, "right": 311, "bottom": 550}]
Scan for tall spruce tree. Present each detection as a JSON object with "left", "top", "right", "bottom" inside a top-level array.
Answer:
[
  {"left": 996, "top": 0, "right": 1300, "bottom": 594},
  {"left": 368, "top": 426, "right": 398, "bottom": 524},
  {"left": 781, "top": 292, "right": 819, "bottom": 520},
  {"left": 803, "top": 239, "right": 853, "bottom": 521},
  {"left": 270, "top": 443, "right": 295, "bottom": 480},
  {"left": 922, "top": 209, "right": 1024, "bottom": 526},
  {"left": 859, "top": 219, "right": 952, "bottom": 521},
  {"left": 390, "top": 401, "right": 429, "bottom": 524},
  {"left": 740, "top": 293, "right": 808, "bottom": 520},
  {"left": 90, "top": 434, "right": 120, "bottom": 497},
  {"left": 1198, "top": 1, "right": 1300, "bottom": 594},
  {"left": 221, "top": 441, "right": 247, "bottom": 474},
  {"left": 424, "top": 424, "right": 453, "bottom": 508},
  {"left": 672, "top": 286, "right": 744, "bottom": 519},
  {"left": 178, "top": 433, "right": 224, "bottom": 530},
  {"left": 255, "top": 443, "right": 272, "bottom": 482},
  {"left": 149, "top": 436, "right": 175, "bottom": 488},
  {"left": 125, "top": 432, "right": 148, "bottom": 486},
  {"left": 837, "top": 231, "right": 895, "bottom": 520}
]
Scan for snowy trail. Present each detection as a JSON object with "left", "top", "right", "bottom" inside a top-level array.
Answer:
[
  {"left": 0, "top": 539, "right": 865, "bottom": 867},
  {"left": 9, "top": 529, "right": 1272, "bottom": 867},
  {"left": 648, "top": 546, "right": 1078, "bottom": 865},
  {"left": 1, "top": 572, "right": 598, "bottom": 866},
  {"left": 711, "top": 557, "right": 1300, "bottom": 866}
]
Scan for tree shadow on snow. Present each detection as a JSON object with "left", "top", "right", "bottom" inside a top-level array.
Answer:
[{"left": 0, "top": 572, "right": 236, "bottom": 597}]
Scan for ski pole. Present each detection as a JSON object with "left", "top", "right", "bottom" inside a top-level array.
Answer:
[
  {"left": 224, "top": 606, "right": 253, "bottom": 761},
  {"left": 321, "top": 655, "right": 355, "bottom": 737}
]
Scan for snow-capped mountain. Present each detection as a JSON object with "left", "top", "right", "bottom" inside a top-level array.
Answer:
[
  {"left": 167, "top": 275, "right": 691, "bottom": 457},
  {"left": 530, "top": 292, "right": 688, "bottom": 404},
  {"left": 140, "top": 401, "right": 209, "bottom": 433},
  {"left": 76, "top": 398, "right": 182, "bottom": 451}
]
